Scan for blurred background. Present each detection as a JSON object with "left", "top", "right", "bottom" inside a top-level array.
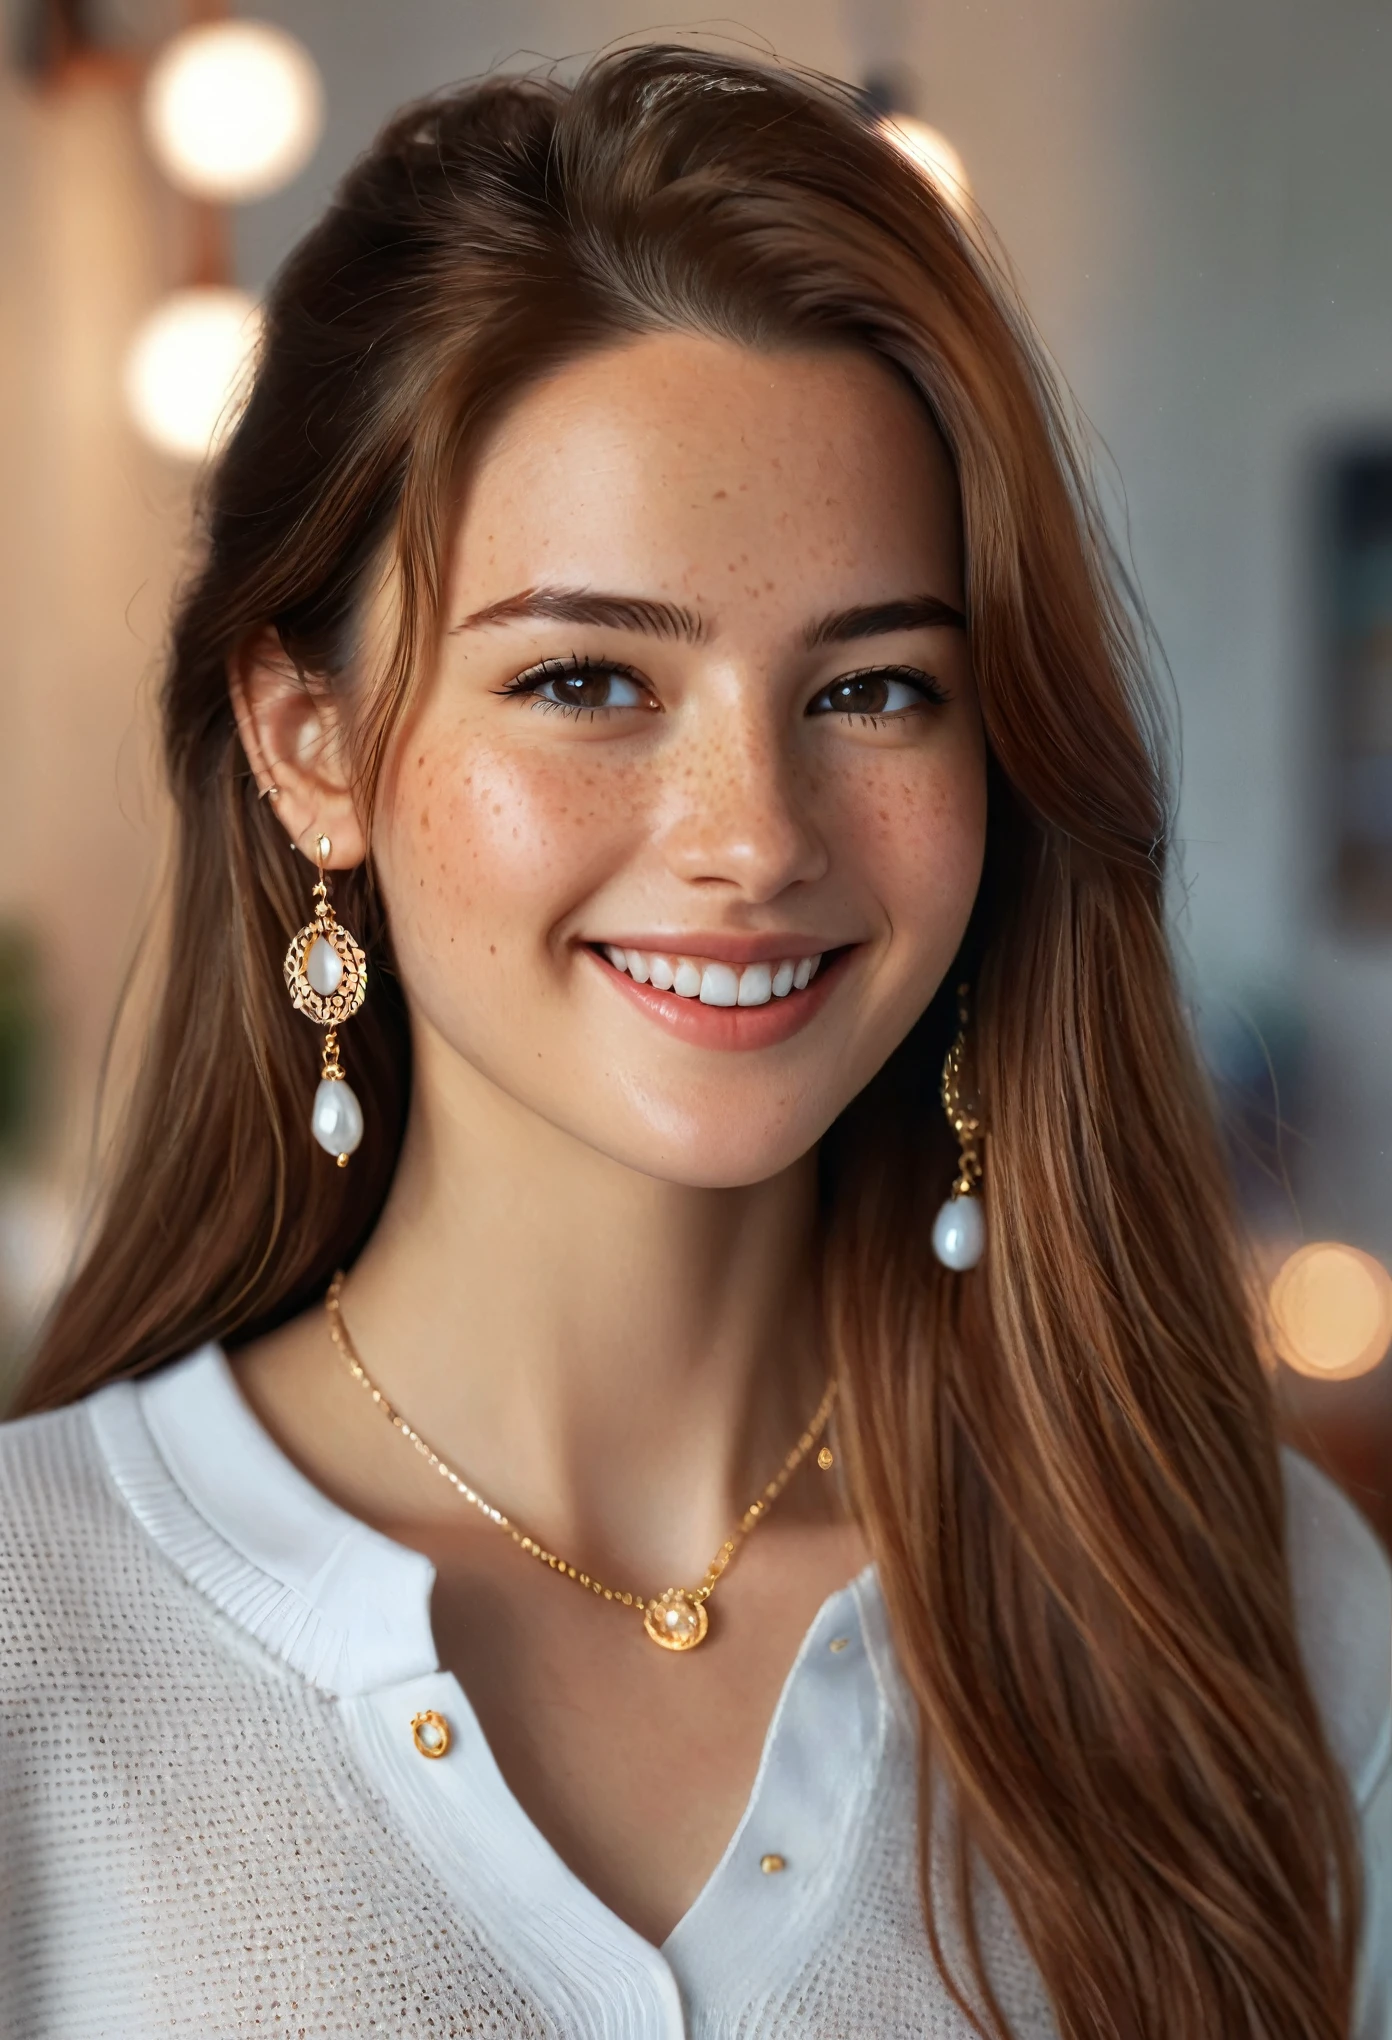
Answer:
[{"left": 0, "top": 0, "right": 1388, "bottom": 1541}]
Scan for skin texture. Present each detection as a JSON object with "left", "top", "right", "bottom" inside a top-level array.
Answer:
[{"left": 232, "top": 333, "right": 987, "bottom": 1944}]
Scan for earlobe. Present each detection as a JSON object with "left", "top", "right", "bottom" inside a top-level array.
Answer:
[{"left": 229, "top": 630, "right": 368, "bottom": 868}]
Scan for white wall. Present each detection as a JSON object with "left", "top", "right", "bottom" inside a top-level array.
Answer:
[{"left": 1084, "top": 0, "right": 1392, "bottom": 1248}]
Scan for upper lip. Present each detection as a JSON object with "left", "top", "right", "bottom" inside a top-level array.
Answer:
[{"left": 584, "top": 933, "right": 850, "bottom": 967}]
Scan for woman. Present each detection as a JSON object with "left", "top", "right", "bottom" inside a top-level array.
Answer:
[{"left": 2, "top": 44, "right": 1386, "bottom": 2040}]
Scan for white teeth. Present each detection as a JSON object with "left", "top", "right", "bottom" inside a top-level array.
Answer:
[
  {"left": 699, "top": 963, "right": 739, "bottom": 1007},
  {"left": 737, "top": 963, "right": 772, "bottom": 1006},
  {"left": 601, "top": 945, "right": 824, "bottom": 1004}
]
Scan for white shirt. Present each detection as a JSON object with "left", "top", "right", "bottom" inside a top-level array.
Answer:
[{"left": 0, "top": 1344, "right": 1387, "bottom": 2037}]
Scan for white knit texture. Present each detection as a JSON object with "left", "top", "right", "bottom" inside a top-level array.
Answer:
[{"left": 0, "top": 1367, "right": 1387, "bottom": 2039}]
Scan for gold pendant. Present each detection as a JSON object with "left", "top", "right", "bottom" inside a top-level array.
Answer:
[{"left": 643, "top": 1587, "right": 709, "bottom": 1651}]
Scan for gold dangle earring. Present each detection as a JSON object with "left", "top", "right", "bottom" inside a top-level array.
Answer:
[
  {"left": 284, "top": 834, "right": 368, "bottom": 1167},
  {"left": 932, "top": 982, "right": 985, "bottom": 1270}
]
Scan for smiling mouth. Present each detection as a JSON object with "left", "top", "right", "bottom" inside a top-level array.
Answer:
[{"left": 595, "top": 944, "right": 827, "bottom": 1008}]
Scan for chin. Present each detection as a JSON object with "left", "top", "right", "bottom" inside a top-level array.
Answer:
[{"left": 577, "top": 1106, "right": 830, "bottom": 1191}]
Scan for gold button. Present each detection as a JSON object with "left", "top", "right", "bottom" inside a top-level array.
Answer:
[
  {"left": 760, "top": 1853, "right": 786, "bottom": 1875},
  {"left": 410, "top": 1709, "right": 451, "bottom": 1759},
  {"left": 829, "top": 1636, "right": 850, "bottom": 1653},
  {"left": 816, "top": 1445, "right": 835, "bottom": 1471}
]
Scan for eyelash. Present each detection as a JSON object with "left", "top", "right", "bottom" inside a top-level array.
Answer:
[{"left": 494, "top": 653, "right": 948, "bottom": 723}]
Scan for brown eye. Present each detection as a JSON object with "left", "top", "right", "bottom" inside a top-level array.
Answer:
[
  {"left": 809, "top": 668, "right": 940, "bottom": 717},
  {"left": 546, "top": 668, "right": 639, "bottom": 709},
  {"left": 508, "top": 660, "right": 656, "bottom": 713},
  {"left": 827, "top": 674, "right": 892, "bottom": 714}
]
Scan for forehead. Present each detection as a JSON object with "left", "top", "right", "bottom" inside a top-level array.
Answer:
[{"left": 451, "top": 332, "right": 962, "bottom": 629}]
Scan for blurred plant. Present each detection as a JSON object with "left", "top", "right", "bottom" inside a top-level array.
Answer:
[
  {"left": 0, "top": 924, "right": 55, "bottom": 1405},
  {"left": 0, "top": 924, "right": 45, "bottom": 1168}
]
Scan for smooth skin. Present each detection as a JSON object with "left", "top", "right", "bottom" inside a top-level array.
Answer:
[{"left": 232, "top": 333, "right": 987, "bottom": 1945}]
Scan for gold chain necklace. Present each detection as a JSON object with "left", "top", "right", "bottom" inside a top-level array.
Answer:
[{"left": 324, "top": 1272, "right": 838, "bottom": 1652}]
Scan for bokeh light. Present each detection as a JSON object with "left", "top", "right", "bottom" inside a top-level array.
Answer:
[
  {"left": 123, "top": 288, "right": 262, "bottom": 461},
  {"left": 142, "top": 21, "right": 324, "bottom": 203},
  {"left": 879, "top": 115, "right": 971, "bottom": 211},
  {"left": 1269, "top": 1241, "right": 1392, "bottom": 1380}
]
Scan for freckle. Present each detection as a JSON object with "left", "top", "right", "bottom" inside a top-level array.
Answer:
[
  {"left": 489, "top": 944, "right": 496, "bottom": 954},
  {"left": 492, "top": 803, "right": 501, "bottom": 814},
  {"left": 713, "top": 488, "right": 728, "bottom": 500}
]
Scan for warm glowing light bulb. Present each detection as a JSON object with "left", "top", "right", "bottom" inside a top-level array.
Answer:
[
  {"left": 143, "top": 21, "right": 324, "bottom": 202},
  {"left": 879, "top": 115, "right": 971, "bottom": 210},
  {"left": 123, "top": 288, "right": 262, "bottom": 461},
  {"left": 1269, "top": 1242, "right": 1392, "bottom": 1381}
]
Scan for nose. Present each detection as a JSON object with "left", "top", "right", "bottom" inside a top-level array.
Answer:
[{"left": 654, "top": 693, "right": 829, "bottom": 903}]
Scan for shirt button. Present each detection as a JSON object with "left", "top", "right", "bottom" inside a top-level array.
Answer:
[
  {"left": 411, "top": 1709, "right": 451, "bottom": 1758},
  {"left": 760, "top": 1853, "right": 786, "bottom": 1875}
]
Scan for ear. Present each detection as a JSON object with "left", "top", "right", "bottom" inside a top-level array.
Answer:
[{"left": 230, "top": 631, "right": 368, "bottom": 869}]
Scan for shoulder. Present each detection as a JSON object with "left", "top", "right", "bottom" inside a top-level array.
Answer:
[
  {"left": 0, "top": 1390, "right": 116, "bottom": 1535},
  {"left": 0, "top": 1387, "right": 151, "bottom": 1691},
  {"left": 1281, "top": 1448, "right": 1392, "bottom": 1809}
]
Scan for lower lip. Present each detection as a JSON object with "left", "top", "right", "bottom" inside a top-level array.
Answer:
[{"left": 588, "top": 948, "right": 851, "bottom": 1050}]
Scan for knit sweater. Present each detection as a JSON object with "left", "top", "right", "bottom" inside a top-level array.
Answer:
[{"left": 0, "top": 1346, "right": 1388, "bottom": 2038}]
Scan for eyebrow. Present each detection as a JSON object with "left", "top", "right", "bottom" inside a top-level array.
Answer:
[
  {"left": 449, "top": 585, "right": 967, "bottom": 649},
  {"left": 451, "top": 587, "right": 706, "bottom": 644},
  {"left": 804, "top": 595, "right": 967, "bottom": 646}
]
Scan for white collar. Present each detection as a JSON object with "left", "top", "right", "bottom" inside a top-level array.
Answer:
[{"left": 91, "top": 1344, "right": 439, "bottom": 1695}]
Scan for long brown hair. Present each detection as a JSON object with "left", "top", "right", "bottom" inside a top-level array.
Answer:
[{"left": 19, "top": 46, "right": 1359, "bottom": 2038}]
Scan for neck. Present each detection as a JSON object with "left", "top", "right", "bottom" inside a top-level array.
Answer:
[{"left": 335, "top": 1027, "right": 826, "bottom": 1582}]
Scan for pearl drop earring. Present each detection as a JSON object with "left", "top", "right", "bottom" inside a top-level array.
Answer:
[
  {"left": 931, "top": 982, "right": 985, "bottom": 1271},
  {"left": 283, "top": 834, "right": 368, "bottom": 1167}
]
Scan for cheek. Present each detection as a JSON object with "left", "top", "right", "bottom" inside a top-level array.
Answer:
[
  {"left": 833, "top": 741, "right": 988, "bottom": 932},
  {"left": 378, "top": 729, "right": 642, "bottom": 950}
]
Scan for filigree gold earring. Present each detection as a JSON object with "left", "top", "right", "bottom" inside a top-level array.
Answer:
[
  {"left": 932, "top": 982, "right": 985, "bottom": 1270},
  {"left": 284, "top": 834, "right": 368, "bottom": 1166}
]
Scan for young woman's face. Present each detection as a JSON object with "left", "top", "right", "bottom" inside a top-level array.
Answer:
[{"left": 373, "top": 334, "right": 987, "bottom": 1187}]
